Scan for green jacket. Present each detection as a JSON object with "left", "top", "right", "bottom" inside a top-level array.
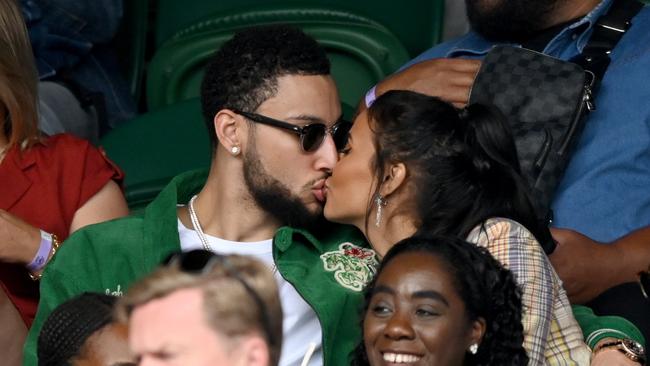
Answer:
[{"left": 24, "top": 170, "right": 376, "bottom": 366}]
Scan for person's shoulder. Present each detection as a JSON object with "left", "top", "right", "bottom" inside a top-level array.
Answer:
[
  {"left": 613, "top": 6, "right": 650, "bottom": 54},
  {"left": 404, "top": 32, "right": 478, "bottom": 66},
  {"left": 473, "top": 217, "right": 540, "bottom": 246},
  {"left": 634, "top": 5, "right": 650, "bottom": 28},
  {"left": 28, "top": 133, "right": 94, "bottom": 162},
  {"left": 43, "top": 214, "right": 145, "bottom": 276},
  {"left": 61, "top": 215, "right": 145, "bottom": 255},
  {"left": 41, "top": 133, "right": 91, "bottom": 150}
]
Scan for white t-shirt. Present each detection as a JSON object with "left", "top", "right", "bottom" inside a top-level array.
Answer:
[{"left": 178, "top": 219, "right": 323, "bottom": 366}]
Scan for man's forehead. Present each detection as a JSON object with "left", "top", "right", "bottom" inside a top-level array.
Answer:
[{"left": 257, "top": 74, "right": 341, "bottom": 120}]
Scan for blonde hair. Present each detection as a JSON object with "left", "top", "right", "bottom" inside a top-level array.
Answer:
[
  {"left": 0, "top": 0, "right": 40, "bottom": 149},
  {"left": 116, "top": 254, "right": 283, "bottom": 366}
]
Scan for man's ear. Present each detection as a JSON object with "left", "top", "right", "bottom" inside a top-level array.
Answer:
[
  {"left": 379, "top": 162, "right": 407, "bottom": 198},
  {"left": 214, "top": 109, "right": 243, "bottom": 153},
  {"left": 238, "top": 336, "right": 270, "bottom": 366}
]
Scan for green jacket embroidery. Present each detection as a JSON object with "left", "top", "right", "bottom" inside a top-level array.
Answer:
[{"left": 23, "top": 170, "right": 374, "bottom": 366}]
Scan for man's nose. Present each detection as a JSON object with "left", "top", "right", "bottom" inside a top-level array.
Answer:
[{"left": 313, "top": 133, "right": 338, "bottom": 171}]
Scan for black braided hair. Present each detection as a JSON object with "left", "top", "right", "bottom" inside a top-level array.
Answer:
[
  {"left": 354, "top": 235, "right": 528, "bottom": 366},
  {"left": 38, "top": 292, "right": 118, "bottom": 366}
]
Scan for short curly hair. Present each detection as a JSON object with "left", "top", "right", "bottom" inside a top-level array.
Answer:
[
  {"left": 355, "top": 235, "right": 528, "bottom": 366},
  {"left": 200, "top": 24, "right": 330, "bottom": 149}
]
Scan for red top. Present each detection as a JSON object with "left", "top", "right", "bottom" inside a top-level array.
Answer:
[{"left": 0, "top": 134, "right": 124, "bottom": 326}]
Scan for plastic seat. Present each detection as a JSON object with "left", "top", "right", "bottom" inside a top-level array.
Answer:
[
  {"left": 153, "top": 0, "right": 445, "bottom": 57},
  {"left": 100, "top": 98, "right": 211, "bottom": 210},
  {"left": 146, "top": 7, "right": 410, "bottom": 111},
  {"left": 114, "top": 0, "right": 149, "bottom": 104}
]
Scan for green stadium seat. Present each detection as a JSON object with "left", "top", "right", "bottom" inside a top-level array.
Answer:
[
  {"left": 153, "top": 1, "right": 444, "bottom": 58},
  {"left": 100, "top": 98, "right": 211, "bottom": 210},
  {"left": 114, "top": 0, "right": 149, "bottom": 104},
  {"left": 146, "top": 7, "right": 410, "bottom": 111}
]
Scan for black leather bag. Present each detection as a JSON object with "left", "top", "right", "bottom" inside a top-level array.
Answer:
[{"left": 469, "top": 45, "right": 594, "bottom": 223}]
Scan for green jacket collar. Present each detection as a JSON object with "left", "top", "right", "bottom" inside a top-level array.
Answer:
[{"left": 142, "top": 169, "right": 207, "bottom": 262}]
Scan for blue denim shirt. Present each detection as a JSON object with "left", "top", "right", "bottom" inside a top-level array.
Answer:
[
  {"left": 20, "top": 0, "right": 134, "bottom": 129},
  {"left": 21, "top": 0, "right": 121, "bottom": 79},
  {"left": 408, "top": 0, "right": 650, "bottom": 242}
]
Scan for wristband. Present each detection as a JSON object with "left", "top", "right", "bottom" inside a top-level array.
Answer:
[
  {"left": 365, "top": 85, "right": 377, "bottom": 108},
  {"left": 26, "top": 230, "right": 53, "bottom": 272}
]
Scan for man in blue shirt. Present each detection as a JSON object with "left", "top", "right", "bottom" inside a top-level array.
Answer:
[{"left": 372, "top": 0, "right": 650, "bottom": 338}]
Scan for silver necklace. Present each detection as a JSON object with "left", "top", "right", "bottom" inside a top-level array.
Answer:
[
  {"left": 187, "top": 195, "right": 278, "bottom": 275},
  {"left": 188, "top": 195, "right": 213, "bottom": 251}
]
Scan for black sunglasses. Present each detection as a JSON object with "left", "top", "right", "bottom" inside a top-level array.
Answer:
[
  {"left": 164, "top": 250, "right": 276, "bottom": 347},
  {"left": 640, "top": 268, "right": 650, "bottom": 300},
  {"left": 232, "top": 109, "right": 352, "bottom": 152}
]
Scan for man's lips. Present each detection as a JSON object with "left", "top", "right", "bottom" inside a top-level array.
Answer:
[{"left": 312, "top": 179, "right": 327, "bottom": 203}]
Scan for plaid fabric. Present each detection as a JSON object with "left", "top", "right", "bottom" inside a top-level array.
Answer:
[{"left": 467, "top": 218, "right": 591, "bottom": 365}]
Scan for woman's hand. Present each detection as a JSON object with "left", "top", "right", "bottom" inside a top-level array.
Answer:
[{"left": 0, "top": 209, "right": 41, "bottom": 264}]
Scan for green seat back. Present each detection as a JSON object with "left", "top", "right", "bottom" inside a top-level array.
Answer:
[
  {"left": 146, "top": 8, "right": 410, "bottom": 111},
  {"left": 100, "top": 99, "right": 211, "bottom": 209},
  {"left": 153, "top": 0, "right": 444, "bottom": 57},
  {"left": 114, "top": 0, "right": 149, "bottom": 103}
]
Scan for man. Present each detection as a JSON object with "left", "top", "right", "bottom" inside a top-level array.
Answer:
[
  {"left": 115, "top": 252, "right": 283, "bottom": 366},
  {"left": 24, "top": 25, "right": 377, "bottom": 366},
  {"left": 372, "top": 0, "right": 650, "bottom": 340}
]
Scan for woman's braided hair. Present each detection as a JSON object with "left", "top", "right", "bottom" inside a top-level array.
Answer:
[
  {"left": 38, "top": 292, "right": 118, "bottom": 366},
  {"left": 354, "top": 235, "right": 528, "bottom": 366}
]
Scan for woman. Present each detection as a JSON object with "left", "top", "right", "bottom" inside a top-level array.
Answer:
[
  {"left": 357, "top": 235, "right": 528, "bottom": 366},
  {"left": 325, "top": 90, "right": 643, "bottom": 365},
  {"left": 38, "top": 292, "right": 135, "bottom": 366},
  {"left": 0, "top": 0, "right": 128, "bottom": 360}
]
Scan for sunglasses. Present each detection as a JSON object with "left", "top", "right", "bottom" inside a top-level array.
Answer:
[
  {"left": 232, "top": 109, "right": 352, "bottom": 152},
  {"left": 640, "top": 267, "right": 650, "bottom": 300},
  {"left": 164, "top": 250, "right": 275, "bottom": 347}
]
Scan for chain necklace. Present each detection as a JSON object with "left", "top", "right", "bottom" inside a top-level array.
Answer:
[
  {"left": 188, "top": 195, "right": 213, "bottom": 251},
  {"left": 187, "top": 195, "right": 278, "bottom": 274}
]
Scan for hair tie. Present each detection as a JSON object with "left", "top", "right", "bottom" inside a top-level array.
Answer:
[{"left": 458, "top": 106, "right": 472, "bottom": 123}]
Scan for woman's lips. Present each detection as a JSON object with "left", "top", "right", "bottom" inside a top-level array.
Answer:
[{"left": 381, "top": 351, "right": 423, "bottom": 364}]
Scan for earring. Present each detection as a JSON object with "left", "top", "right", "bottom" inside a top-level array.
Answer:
[
  {"left": 469, "top": 343, "right": 479, "bottom": 354},
  {"left": 374, "top": 194, "right": 388, "bottom": 227},
  {"left": 230, "top": 146, "right": 241, "bottom": 155}
]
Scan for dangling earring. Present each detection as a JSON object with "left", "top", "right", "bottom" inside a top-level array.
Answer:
[
  {"left": 230, "top": 146, "right": 241, "bottom": 156},
  {"left": 469, "top": 343, "right": 479, "bottom": 354},
  {"left": 374, "top": 194, "right": 387, "bottom": 227}
]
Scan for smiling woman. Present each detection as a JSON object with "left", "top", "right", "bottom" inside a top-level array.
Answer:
[{"left": 355, "top": 235, "right": 528, "bottom": 366}]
